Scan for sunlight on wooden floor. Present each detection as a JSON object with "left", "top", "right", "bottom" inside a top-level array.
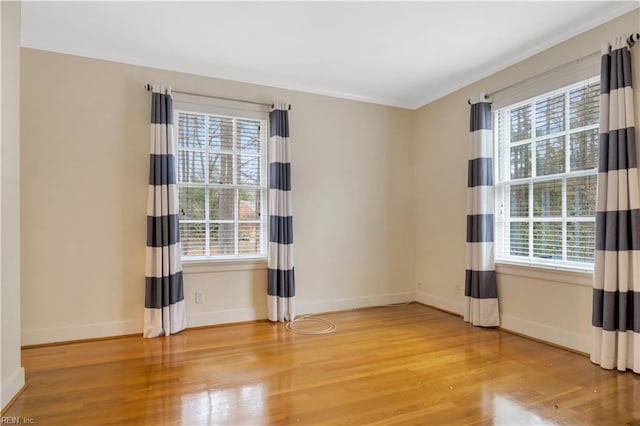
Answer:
[{"left": 4, "top": 304, "right": 639, "bottom": 425}]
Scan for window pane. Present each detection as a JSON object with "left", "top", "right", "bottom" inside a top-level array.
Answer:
[
  {"left": 510, "top": 144, "right": 531, "bottom": 179},
  {"left": 238, "top": 119, "right": 261, "bottom": 153},
  {"left": 570, "top": 129, "right": 598, "bottom": 171},
  {"left": 209, "top": 153, "right": 233, "bottom": 184},
  {"left": 178, "top": 113, "right": 205, "bottom": 149},
  {"left": 569, "top": 82, "right": 599, "bottom": 129},
  {"left": 536, "top": 94, "right": 565, "bottom": 137},
  {"left": 533, "top": 180, "right": 562, "bottom": 217},
  {"left": 209, "top": 223, "right": 234, "bottom": 255},
  {"left": 567, "top": 222, "right": 595, "bottom": 263},
  {"left": 179, "top": 187, "right": 205, "bottom": 220},
  {"left": 237, "top": 155, "right": 260, "bottom": 185},
  {"left": 180, "top": 223, "right": 206, "bottom": 257},
  {"left": 178, "top": 151, "right": 206, "bottom": 183},
  {"left": 176, "top": 110, "right": 266, "bottom": 260},
  {"left": 536, "top": 136, "right": 565, "bottom": 176},
  {"left": 238, "top": 223, "right": 261, "bottom": 254},
  {"left": 533, "top": 222, "right": 562, "bottom": 260},
  {"left": 566, "top": 176, "right": 596, "bottom": 217},
  {"left": 239, "top": 189, "right": 261, "bottom": 220},
  {"left": 510, "top": 184, "right": 529, "bottom": 217},
  {"left": 208, "top": 117, "right": 233, "bottom": 151},
  {"left": 209, "top": 188, "right": 234, "bottom": 220},
  {"left": 510, "top": 222, "right": 529, "bottom": 257},
  {"left": 510, "top": 104, "right": 531, "bottom": 142},
  {"left": 495, "top": 79, "right": 599, "bottom": 268}
]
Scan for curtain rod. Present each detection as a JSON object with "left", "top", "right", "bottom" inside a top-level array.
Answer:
[
  {"left": 144, "top": 84, "right": 291, "bottom": 111},
  {"left": 467, "top": 32, "right": 640, "bottom": 105}
]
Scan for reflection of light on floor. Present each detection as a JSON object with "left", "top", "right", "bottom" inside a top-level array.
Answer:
[
  {"left": 181, "top": 383, "right": 265, "bottom": 424},
  {"left": 493, "top": 395, "right": 557, "bottom": 426}
]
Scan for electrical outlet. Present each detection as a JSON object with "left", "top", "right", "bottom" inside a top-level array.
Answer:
[
  {"left": 195, "top": 290, "right": 204, "bottom": 304},
  {"left": 455, "top": 285, "right": 460, "bottom": 295}
]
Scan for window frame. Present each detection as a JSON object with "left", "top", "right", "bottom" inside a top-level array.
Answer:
[
  {"left": 173, "top": 99, "right": 269, "bottom": 264},
  {"left": 493, "top": 75, "right": 600, "bottom": 272}
]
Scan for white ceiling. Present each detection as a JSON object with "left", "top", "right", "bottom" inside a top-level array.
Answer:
[{"left": 20, "top": 1, "right": 639, "bottom": 109}]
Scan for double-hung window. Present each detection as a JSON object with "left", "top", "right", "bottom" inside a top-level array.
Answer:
[
  {"left": 175, "top": 103, "right": 268, "bottom": 261},
  {"left": 494, "top": 76, "right": 600, "bottom": 269}
]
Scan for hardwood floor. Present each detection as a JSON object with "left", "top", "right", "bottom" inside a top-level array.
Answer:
[{"left": 4, "top": 304, "right": 639, "bottom": 425}]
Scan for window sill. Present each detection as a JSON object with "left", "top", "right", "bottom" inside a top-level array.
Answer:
[
  {"left": 495, "top": 261, "right": 593, "bottom": 287},
  {"left": 182, "top": 258, "right": 267, "bottom": 274}
]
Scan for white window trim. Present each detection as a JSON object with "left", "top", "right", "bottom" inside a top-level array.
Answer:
[
  {"left": 182, "top": 257, "right": 267, "bottom": 274},
  {"left": 174, "top": 93, "right": 270, "bottom": 264},
  {"left": 494, "top": 76, "right": 599, "bottom": 273},
  {"left": 496, "top": 261, "right": 593, "bottom": 287},
  {"left": 491, "top": 53, "right": 600, "bottom": 110}
]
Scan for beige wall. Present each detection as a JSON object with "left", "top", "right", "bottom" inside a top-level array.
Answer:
[
  {"left": 18, "top": 8, "right": 640, "bottom": 352},
  {"left": 20, "top": 49, "right": 415, "bottom": 345},
  {"left": 414, "top": 9, "right": 640, "bottom": 353},
  {"left": 2, "top": 0, "right": 25, "bottom": 410}
]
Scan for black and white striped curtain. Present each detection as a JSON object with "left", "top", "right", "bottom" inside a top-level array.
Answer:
[
  {"left": 144, "top": 84, "right": 186, "bottom": 338},
  {"left": 591, "top": 35, "right": 639, "bottom": 373},
  {"left": 465, "top": 95, "right": 500, "bottom": 327},
  {"left": 268, "top": 102, "right": 296, "bottom": 322}
]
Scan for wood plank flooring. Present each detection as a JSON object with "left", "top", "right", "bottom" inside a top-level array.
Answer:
[{"left": 4, "top": 304, "right": 639, "bottom": 425}]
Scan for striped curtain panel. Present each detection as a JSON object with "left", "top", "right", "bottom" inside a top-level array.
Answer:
[
  {"left": 144, "top": 84, "right": 186, "bottom": 338},
  {"left": 268, "top": 102, "right": 296, "bottom": 322},
  {"left": 591, "top": 35, "right": 640, "bottom": 373},
  {"left": 464, "top": 95, "right": 500, "bottom": 327}
]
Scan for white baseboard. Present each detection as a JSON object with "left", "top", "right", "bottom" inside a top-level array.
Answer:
[
  {"left": 187, "top": 307, "right": 267, "bottom": 328},
  {"left": 22, "top": 319, "right": 142, "bottom": 346},
  {"left": 415, "top": 290, "right": 589, "bottom": 353},
  {"left": 500, "top": 314, "right": 589, "bottom": 353},
  {"left": 1, "top": 367, "right": 25, "bottom": 410},
  {"left": 297, "top": 292, "right": 414, "bottom": 315},
  {"left": 21, "top": 308, "right": 269, "bottom": 346},
  {"left": 20, "top": 291, "right": 590, "bottom": 354},
  {"left": 21, "top": 292, "right": 415, "bottom": 345},
  {"left": 415, "top": 291, "right": 462, "bottom": 315}
]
